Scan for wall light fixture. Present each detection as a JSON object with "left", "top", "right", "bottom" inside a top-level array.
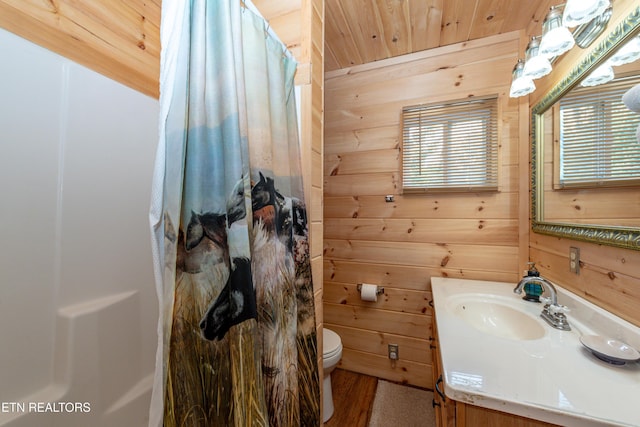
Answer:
[
  {"left": 523, "top": 37, "right": 553, "bottom": 79},
  {"left": 509, "top": 2, "right": 614, "bottom": 97},
  {"left": 563, "top": 0, "right": 611, "bottom": 27},
  {"left": 540, "top": 6, "right": 576, "bottom": 57},
  {"left": 510, "top": 59, "right": 536, "bottom": 98}
]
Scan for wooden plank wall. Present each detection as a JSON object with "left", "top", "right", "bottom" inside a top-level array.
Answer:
[
  {"left": 528, "top": 0, "right": 640, "bottom": 328},
  {"left": 0, "top": 0, "right": 161, "bottom": 98},
  {"left": 323, "top": 31, "right": 523, "bottom": 388}
]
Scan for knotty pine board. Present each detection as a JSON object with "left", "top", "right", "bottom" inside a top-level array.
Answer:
[
  {"left": 323, "top": 31, "right": 522, "bottom": 387},
  {"left": 530, "top": 235, "right": 640, "bottom": 327}
]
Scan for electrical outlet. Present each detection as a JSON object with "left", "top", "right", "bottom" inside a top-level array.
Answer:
[
  {"left": 570, "top": 247, "right": 580, "bottom": 274},
  {"left": 388, "top": 344, "right": 399, "bottom": 360}
]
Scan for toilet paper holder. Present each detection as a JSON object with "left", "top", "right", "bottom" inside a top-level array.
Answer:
[{"left": 356, "top": 283, "right": 384, "bottom": 295}]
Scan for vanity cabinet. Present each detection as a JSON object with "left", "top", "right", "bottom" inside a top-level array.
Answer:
[
  {"left": 430, "top": 316, "right": 455, "bottom": 427},
  {"left": 430, "top": 316, "right": 558, "bottom": 427}
]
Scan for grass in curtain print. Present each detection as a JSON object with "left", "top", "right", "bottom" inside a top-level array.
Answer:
[
  {"left": 294, "top": 223, "right": 321, "bottom": 425},
  {"left": 165, "top": 270, "right": 234, "bottom": 426},
  {"left": 228, "top": 321, "right": 268, "bottom": 427},
  {"left": 297, "top": 330, "right": 320, "bottom": 424},
  {"left": 257, "top": 265, "right": 319, "bottom": 427},
  {"left": 164, "top": 242, "right": 318, "bottom": 426}
]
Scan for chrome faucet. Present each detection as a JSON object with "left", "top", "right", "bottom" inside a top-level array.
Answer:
[{"left": 514, "top": 271, "right": 571, "bottom": 331}]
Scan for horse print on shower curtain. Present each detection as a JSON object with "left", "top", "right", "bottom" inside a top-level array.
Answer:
[
  {"left": 151, "top": 3, "right": 320, "bottom": 425},
  {"left": 164, "top": 169, "right": 318, "bottom": 427}
]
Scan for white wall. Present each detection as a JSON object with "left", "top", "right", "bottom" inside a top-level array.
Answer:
[{"left": 0, "top": 27, "right": 158, "bottom": 423}]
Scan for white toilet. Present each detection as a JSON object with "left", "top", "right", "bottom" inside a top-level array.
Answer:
[{"left": 322, "top": 328, "right": 343, "bottom": 423}]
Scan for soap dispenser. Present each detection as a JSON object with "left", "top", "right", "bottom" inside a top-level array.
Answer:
[{"left": 521, "top": 262, "right": 543, "bottom": 302}]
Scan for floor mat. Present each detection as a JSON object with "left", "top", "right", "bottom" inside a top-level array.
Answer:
[{"left": 368, "top": 380, "right": 435, "bottom": 427}]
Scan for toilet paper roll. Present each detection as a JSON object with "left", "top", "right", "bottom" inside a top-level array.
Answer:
[{"left": 360, "top": 283, "right": 378, "bottom": 302}]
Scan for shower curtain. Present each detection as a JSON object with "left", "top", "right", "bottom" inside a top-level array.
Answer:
[{"left": 148, "top": 1, "right": 320, "bottom": 426}]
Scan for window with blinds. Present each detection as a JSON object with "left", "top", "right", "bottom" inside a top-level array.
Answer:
[
  {"left": 401, "top": 96, "right": 499, "bottom": 192},
  {"left": 558, "top": 74, "right": 640, "bottom": 188}
]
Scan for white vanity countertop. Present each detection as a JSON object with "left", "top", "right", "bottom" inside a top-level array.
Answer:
[{"left": 431, "top": 277, "right": 640, "bottom": 427}]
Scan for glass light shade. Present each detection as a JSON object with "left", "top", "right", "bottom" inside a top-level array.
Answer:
[
  {"left": 609, "top": 36, "right": 640, "bottom": 67},
  {"left": 510, "top": 60, "right": 536, "bottom": 98},
  {"left": 563, "top": 0, "right": 610, "bottom": 27},
  {"left": 580, "top": 63, "right": 614, "bottom": 87},
  {"left": 540, "top": 7, "right": 576, "bottom": 57},
  {"left": 510, "top": 77, "right": 536, "bottom": 98},
  {"left": 523, "top": 37, "right": 552, "bottom": 79},
  {"left": 523, "top": 56, "right": 552, "bottom": 79}
]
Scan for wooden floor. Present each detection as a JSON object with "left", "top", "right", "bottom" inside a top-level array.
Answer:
[{"left": 324, "top": 369, "right": 378, "bottom": 427}]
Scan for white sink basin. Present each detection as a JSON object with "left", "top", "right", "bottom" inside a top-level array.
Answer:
[
  {"left": 432, "top": 277, "right": 640, "bottom": 427},
  {"left": 448, "top": 295, "right": 545, "bottom": 340}
]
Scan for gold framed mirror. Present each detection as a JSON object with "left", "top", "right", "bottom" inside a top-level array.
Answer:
[{"left": 532, "top": 7, "right": 640, "bottom": 250}]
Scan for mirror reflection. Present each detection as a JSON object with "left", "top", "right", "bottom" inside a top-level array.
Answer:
[
  {"left": 532, "top": 8, "right": 640, "bottom": 249},
  {"left": 540, "top": 56, "right": 640, "bottom": 227}
]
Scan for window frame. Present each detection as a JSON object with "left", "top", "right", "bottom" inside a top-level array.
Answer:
[{"left": 400, "top": 95, "right": 501, "bottom": 194}]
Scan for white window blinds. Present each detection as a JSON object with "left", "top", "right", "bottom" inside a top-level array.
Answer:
[
  {"left": 401, "top": 96, "right": 499, "bottom": 192},
  {"left": 559, "top": 74, "right": 640, "bottom": 188}
]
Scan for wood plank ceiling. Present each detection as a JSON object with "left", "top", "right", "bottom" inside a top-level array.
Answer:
[{"left": 324, "top": 0, "right": 557, "bottom": 72}]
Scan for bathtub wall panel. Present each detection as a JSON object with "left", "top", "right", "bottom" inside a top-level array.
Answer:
[
  {"left": 56, "top": 60, "right": 159, "bottom": 371},
  {"left": 0, "top": 31, "right": 64, "bottom": 403},
  {"left": 0, "top": 28, "right": 158, "bottom": 426},
  {"left": 323, "top": 32, "right": 524, "bottom": 387}
]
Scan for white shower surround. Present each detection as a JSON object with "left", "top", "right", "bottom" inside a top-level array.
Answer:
[{"left": 0, "top": 28, "right": 158, "bottom": 426}]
